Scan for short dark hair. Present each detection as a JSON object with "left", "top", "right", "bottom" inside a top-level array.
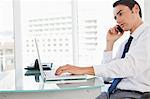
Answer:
[{"left": 113, "top": 0, "right": 142, "bottom": 18}]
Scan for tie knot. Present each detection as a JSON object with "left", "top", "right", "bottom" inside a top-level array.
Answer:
[{"left": 128, "top": 36, "right": 133, "bottom": 42}]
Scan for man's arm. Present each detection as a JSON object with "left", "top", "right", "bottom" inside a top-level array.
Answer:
[
  {"left": 105, "top": 25, "right": 123, "bottom": 52},
  {"left": 55, "top": 26, "right": 123, "bottom": 76},
  {"left": 55, "top": 64, "right": 95, "bottom": 75}
]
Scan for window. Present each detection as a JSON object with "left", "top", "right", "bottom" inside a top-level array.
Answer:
[
  {"left": 18, "top": 0, "right": 73, "bottom": 68},
  {"left": 77, "top": 0, "right": 114, "bottom": 65}
]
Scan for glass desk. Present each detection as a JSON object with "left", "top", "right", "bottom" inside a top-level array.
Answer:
[{"left": 0, "top": 70, "right": 104, "bottom": 99}]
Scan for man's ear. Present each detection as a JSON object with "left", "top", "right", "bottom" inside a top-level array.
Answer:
[{"left": 132, "top": 4, "right": 140, "bottom": 15}]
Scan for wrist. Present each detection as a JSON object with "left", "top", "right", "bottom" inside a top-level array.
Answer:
[
  {"left": 82, "top": 67, "right": 95, "bottom": 75},
  {"left": 105, "top": 41, "right": 114, "bottom": 51}
]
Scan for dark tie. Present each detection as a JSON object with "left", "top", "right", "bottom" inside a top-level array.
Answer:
[{"left": 108, "top": 36, "right": 133, "bottom": 94}]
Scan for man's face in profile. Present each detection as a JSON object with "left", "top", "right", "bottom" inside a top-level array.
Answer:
[{"left": 113, "top": 4, "right": 136, "bottom": 31}]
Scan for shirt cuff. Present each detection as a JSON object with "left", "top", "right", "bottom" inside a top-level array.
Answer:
[
  {"left": 93, "top": 64, "right": 108, "bottom": 77},
  {"left": 102, "top": 51, "right": 113, "bottom": 64}
]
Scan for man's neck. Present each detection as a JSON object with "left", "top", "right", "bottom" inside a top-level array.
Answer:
[{"left": 130, "top": 19, "right": 143, "bottom": 34}]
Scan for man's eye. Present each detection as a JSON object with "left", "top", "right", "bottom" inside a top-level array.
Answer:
[{"left": 119, "top": 13, "right": 122, "bottom": 16}]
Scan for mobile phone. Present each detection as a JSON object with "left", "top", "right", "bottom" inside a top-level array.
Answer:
[{"left": 117, "top": 25, "right": 124, "bottom": 33}]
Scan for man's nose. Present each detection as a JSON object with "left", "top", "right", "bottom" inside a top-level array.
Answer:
[{"left": 116, "top": 17, "right": 122, "bottom": 24}]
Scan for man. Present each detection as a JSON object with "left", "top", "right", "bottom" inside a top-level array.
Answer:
[{"left": 55, "top": 0, "right": 150, "bottom": 99}]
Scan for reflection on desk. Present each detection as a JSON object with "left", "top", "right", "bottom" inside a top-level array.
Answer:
[
  {"left": 56, "top": 78, "right": 96, "bottom": 89},
  {"left": 0, "top": 69, "right": 104, "bottom": 93},
  {"left": 25, "top": 70, "right": 40, "bottom": 82},
  {"left": 0, "top": 70, "right": 104, "bottom": 99}
]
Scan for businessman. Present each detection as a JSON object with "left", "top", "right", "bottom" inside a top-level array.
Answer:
[{"left": 55, "top": 0, "right": 150, "bottom": 99}]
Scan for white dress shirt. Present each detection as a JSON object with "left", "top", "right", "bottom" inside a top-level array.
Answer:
[{"left": 93, "top": 23, "right": 150, "bottom": 92}]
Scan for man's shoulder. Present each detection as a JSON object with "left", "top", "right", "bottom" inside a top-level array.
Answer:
[{"left": 142, "top": 23, "right": 150, "bottom": 35}]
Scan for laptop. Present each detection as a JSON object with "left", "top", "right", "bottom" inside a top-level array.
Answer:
[{"left": 34, "top": 38, "right": 90, "bottom": 82}]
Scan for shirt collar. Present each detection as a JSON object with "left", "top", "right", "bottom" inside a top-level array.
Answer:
[{"left": 131, "top": 23, "right": 145, "bottom": 40}]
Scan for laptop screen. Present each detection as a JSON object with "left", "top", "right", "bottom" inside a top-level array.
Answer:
[{"left": 35, "top": 38, "right": 46, "bottom": 82}]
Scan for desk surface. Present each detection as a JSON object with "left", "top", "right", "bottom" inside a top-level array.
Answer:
[{"left": 0, "top": 70, "right": 104, "bottom": 93}]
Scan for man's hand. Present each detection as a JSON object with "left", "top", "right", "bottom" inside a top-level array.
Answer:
[
  {"left": 55, "top": 64, "right": 95, "bottom": 76},
  {"left": 105, "top": 25, "right": 124, "bottom": 51},
  {"left": 107, "top": 25, "right": 123, "bottom": 42}
]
